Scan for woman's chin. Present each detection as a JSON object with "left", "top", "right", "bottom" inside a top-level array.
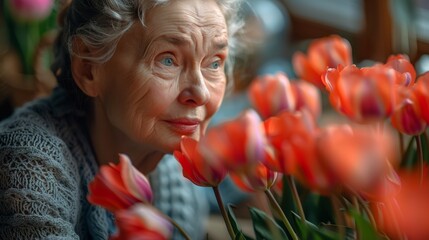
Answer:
[
  {"left": 149, "top": 131, "right": 203, "bottom": 154},
  {"left": 157, "top": 138, "right": 182, "bottom": 153}
]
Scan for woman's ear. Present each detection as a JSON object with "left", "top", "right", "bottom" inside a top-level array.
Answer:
[{"left": 70, "top": 37, "right": 99, "bottom": 97}]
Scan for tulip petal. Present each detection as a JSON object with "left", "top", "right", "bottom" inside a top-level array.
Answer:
[
  {"left": 293, "top": 52, "right": 324, "bottom": 88},
  {"left": 87, "top": 155, "right": 153, "bottom": 212},
  {"left": 414, "top": 72, "right": 429, "bottom": 123},
  {"left": 113, "top": 204, "right": 173, "bottom": 240},
  {"left": 119, "top": 154, "right": 153, "bottom": 203},
  {"left": 174, "top": 136, "right": 227, "bottom": 187}
]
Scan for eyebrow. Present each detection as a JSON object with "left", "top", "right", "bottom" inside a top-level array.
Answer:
[
  {"left": 214, "top": 41, "right": 228, "bottom": 50},
  {"left": 159, "top": 35, "right": 191, "bottom": 46},
  {"left": 161, "top": 35, "right": 189, "bottom": 45},
  {"left": 160, "top": 35, "right": 228, "bottom": 50}
]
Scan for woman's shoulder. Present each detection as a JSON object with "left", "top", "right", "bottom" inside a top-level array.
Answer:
[
  {"left": 0, "top": 91, "right": 83, "bottom": 180},
  {"left": 0, "top": 101, "right": 61, "bottom": 151},
  {"left": 0, "top": 112, "right": 83, "bottom": 239},
  {"left": 0, "top": 88, "right": 82, "bottom": 148},
  {"left": 0, "top": 96, "right": 80, "bottom": 175}
]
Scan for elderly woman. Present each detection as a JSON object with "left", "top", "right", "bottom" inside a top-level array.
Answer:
[{"left": 0, "top": 0, "right": 244, "bottom": 239}]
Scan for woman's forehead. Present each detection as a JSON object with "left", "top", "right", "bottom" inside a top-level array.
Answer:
[
  {"left": 141, "top": 1, "right": 228, "bottom": 43},
  {"left": 145, "top": 0, "right": 226, "bottom": 27}
]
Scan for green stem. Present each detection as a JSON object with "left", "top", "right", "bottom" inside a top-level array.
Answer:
[
  {"left": 330, "top": 195, "right": 346, "bottom": 239},
  {"left": 163, "top": 214, "right": 192, "bottom": 240},
  {"left": 356, "top": 196, "right": 377, "bottom": 230},
  {"left": 353, "top": 196, "right": 360, "bottom": 214},
  {"left": 264, "top": 189, "right": 299, "bottom": 240},
  {"left": 352, "top": 196, "right": 361, "bottom": 240},
  {"left": 287, "top": 176, "right": 306, "bottom": 223},
  {"left": 416, "top": 135, "right": 424, "bottom": 185},
  {"left": 213, "top": 186, "right": 236, "bottom": 240}
]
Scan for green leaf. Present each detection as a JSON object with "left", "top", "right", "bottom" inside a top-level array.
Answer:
[
  {"left": 280, "top": 176, "right": 334, "bottom": 229},
  {"left": 235, "top": 231, "right": 247, "bottom": 240},
  {"left": 227, "top": 204, "right": 255, "bottom": 240},
  {"left": 350, "top": 209, "right": 381, "bottom": 240},
  {"left": 292, "top": 212, "right": 340, "bottom": 240},
  {"left": 302, "top": 193, "right": 335, "bottom": 226},
  {"left": 227, "top": 204, "right": 241, "bottom": 234},
  {"left": 249, "top": 207, "right": 289, "bottom": 240}
]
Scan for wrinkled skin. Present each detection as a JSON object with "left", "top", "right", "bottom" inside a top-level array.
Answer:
[{"left": 82, "top": 0, "right": 228, "bottom": 172}]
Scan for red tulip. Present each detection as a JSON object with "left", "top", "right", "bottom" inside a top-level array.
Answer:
[
  {"left": 264, "top": 110, "right": 334, "bottom": 193},
  {"left": 264, "top": 110, "right": 316, "bottom": 173},
  {"left": 391, "top": 87, "right": 427, "bottom": 135},
  {"left": 362, "top": 160, "right": 401, "bottom": 201},
  {"left": 87, "top": 154, "right": 153, "bottom": 212},
  {"left": 248, "top": 72, "right": 296, "bottom": 119},
  {"left": 110, "top": 204, "right": 173, "bottom": 240},
  {"left": 173, "top": 136, "right": 227, "bottom": 187},
  {"left": 384, "top": 54, "right": 416, "bottom": 86},
  {"left": 199, "top": 109, "right": 275, "bottom": 173},
  {"left": 316, "top": 124, "right": 398, "bottom": 195},
  {"left": 230, "top": 162, "right": 278, "bottom": 192},
  {"left": 291, "top": 80, "right": 322, "bottom": 120},
  {"left": 322, "top": 64, "right": 397, "bottom": 123},
  {"left": 292, "top": 35, "right": 352, "bottom": 88},
  {"left": 373, "top": 167, "right": 429, "bottom": 240},
  {"left": 414, "top": 72, "right": 429, "bottom": 124}
]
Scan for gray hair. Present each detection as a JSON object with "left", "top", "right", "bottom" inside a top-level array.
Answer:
[{"left": 52, "top": 0, "right": 245, "bottom": 109}]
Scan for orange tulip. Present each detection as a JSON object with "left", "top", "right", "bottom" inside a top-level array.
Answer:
[
  {"left": 263, "top": 110, "right": 317, "bottom": 173},
  {"left": 292, "top": 35, "right": 352, "bottom": 88},
  {"left": 87, "top": 154, "right": 153, "bottom": 212},
  {"left": 360, "top": 160, "right": 401, "bottom": 201},
  {"left": 229, "top": 162, "right": 278, "bottom": 192},
  {"left": 391, "top": 87, "right": 427, "bottom": 135},
  {"left": 384, "top": 54, "right": 416, "bottom": 86},
  {"left": 373, "top": 167, "right": 429, "bottom": 240},
  {"left": 414, "top": 72, "right": 429, "bottom": 124},
  {"left": 248, "top": 72, "right": 296, "bottom": 119},
  {"left": 264, "top": 110, "right": 333, "bottom": 193},
  {"left": 110, "top": 204, "right": 173, "bottom": 240},
  {"left": 291, "top": 80, "right": 322, "bottom": 120},
  {"left": 322, "top": 64, "right": 397, "bottom": 123},
  {"left": 173, "top": 136, "right": 227, "bottom": 187},
  {"left": 316, "top": 124, "right": 398, "bottom": 195},
  {"left": 199, "top": 109, "right": 275, "bottom": 173}
]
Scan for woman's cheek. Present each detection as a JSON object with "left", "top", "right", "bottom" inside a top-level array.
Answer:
[
  {"left": 207, "top": 80, "right": 226, "bottom": 115},
  {"left": 151, "top": 70, "right": 174, "bottom": 81}
]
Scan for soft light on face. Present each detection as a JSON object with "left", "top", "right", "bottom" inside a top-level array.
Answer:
[{"left": 93, "top": 0, "right": 228, "bottom": 152}]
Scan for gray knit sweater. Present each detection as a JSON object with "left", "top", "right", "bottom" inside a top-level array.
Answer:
[{"left": 0, "top": 88, "right": 208, "bottom": 239}]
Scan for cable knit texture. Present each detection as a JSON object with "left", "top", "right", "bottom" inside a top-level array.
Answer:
[{"left": 0, "top": 88, "right": 208, "bottom": 239}]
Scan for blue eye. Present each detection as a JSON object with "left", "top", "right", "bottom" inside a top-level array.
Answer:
[
  {"left": 161, "top": 57, "right": 174, "bottom": 66},
  {"left": 210, "top": 61, "right": 220, "bottom": 69}
]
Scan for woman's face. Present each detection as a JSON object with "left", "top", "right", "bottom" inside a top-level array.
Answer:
[{"left": 92, "top": 0, "right": 228, "bottom": 152}]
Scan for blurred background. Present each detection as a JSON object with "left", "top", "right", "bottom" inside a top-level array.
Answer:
[
  {"left": 210, "top": 0, "right": 429, "bottom": 127},
  {"left": 232, "top": 0, "right": 429, "bottom": 90}
]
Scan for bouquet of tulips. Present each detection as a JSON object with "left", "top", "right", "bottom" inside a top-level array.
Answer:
[{"left": 88, "top": 35, "right": 429, "bottom": 240}]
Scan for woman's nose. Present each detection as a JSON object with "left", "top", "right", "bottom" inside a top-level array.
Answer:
[{"left": 178, "top": 70, "right": 210, "bottom": 106}]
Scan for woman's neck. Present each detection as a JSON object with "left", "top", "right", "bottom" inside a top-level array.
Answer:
[{"left": 88, "top": 100, "right": 164, "bottom": 175}]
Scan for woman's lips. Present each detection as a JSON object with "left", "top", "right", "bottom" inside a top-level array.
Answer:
[{"left": 165, "top": 118, "right": 200, "bottom": 135}]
